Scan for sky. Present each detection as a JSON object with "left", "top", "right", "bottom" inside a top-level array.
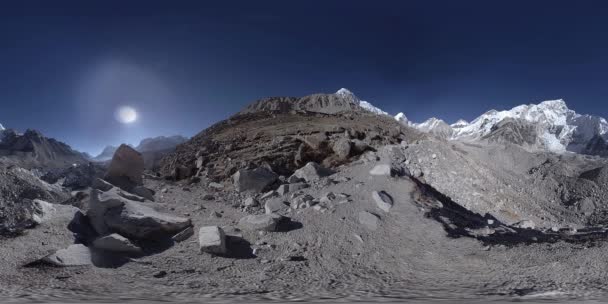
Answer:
[{"left": 2, "top": 0, "right": 608, "bottom": 155}]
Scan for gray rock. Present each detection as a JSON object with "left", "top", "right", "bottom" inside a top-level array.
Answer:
[
  {"left": 261, "top": 190, "right": 276, "bottom": 199},
  {"left": 287, "top": 175, "right": 304, "bottom": 183},
  {"left": 198, "top": 226, "right": 227, "bottom": 255},
  {"left": 238, "top": 214, "right": 282, "bottom": 232},
  {"left": 104, "top": 144, "right": 144, "bottom": 189},
  {"left": 332, "top": 138, "right": 352, "bottom": 160},
  {"left": 372, "top": 191, "right": 394, "bottom": 212},
  {"left": 359, "top": 211, "right": 380, "bottom": 231},
  {"left": 351, "top": 139, "right": 370, "bottom": 154},
  {"left": 277, "top": 183, "right": 309, "bottom": 196},
  {"left": 172, "top": 226, "right": 194, "bottom": 242},
  {"left": 202, "top": 194, "right": 215, "bottom": 200},
  {"left": 292, "top": 194, "right": 314, "bottom": 209},
  {"left": 513, "top": 220, "right": 536, "bottom": 229},
  {"left": 131, "top": 186, "right": 155, "bottom": 201},
  {"left": 319, "top": 192, "right": 336, "bottom": 205},
  {"left": 88, "top": 188, "right": 192, "bottom": 239},
  {"left": 369, "top": 164, "right": 392, "bottom": 176},
  {"left": 232, "top": 167, "right": 278, "bottom": 193},
  {"left": 265, "top": 198, "right": 288, "bottom": 214},
  {"left": 291, "top": 162, "right": 334, "bottom": 182},
  {"left": 243, "top": 197, "right": 259, "bottom": 207},
  {"left": 42, "top": 244, "right": 92, "bottom": 267},
  {"left": 93, "top": 233, "right": 142, "bottom": 254},
  {"left": 91, "top": 178, "right": 114, "bottom": 192},
  {"left": 209, "top": 182, "right": 224, "bottom": 189}
]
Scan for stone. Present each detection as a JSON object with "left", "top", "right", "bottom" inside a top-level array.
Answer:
[
  {"left": 172, "top": 226, "right": 195, "bottom": 242},
  {"left": 238, "top": 214, "right": 282, "bottom": 232},
  {"left": 91, "top": 178, "right": 114, "bottom": 192},
  {"left": 42, "top": 244, "right": 92, "bottom": 267},
  {"left": 432, "top": 153, "right": 437, "bottom": 159},
  {"left": 88, "top": 188, "right": 192, "bottom": 239},
  {"left": 287, "top": 175, "right": 304, "bottom": 183},
  {"left": 209, "top": 182, "right": 224, "bottom": 189},
  {"left": 131, "top": 186, "right": 155, "bottom": 201},
  {"left": 198, "top": 226, "right": 227, "bottom": 255},
  {"left": 232, "top": 167, "right": 278, "bottom": 193},
  {"left": 172, "top": 166, "right": 194, "bottom": 181},
  {"left": 265, "top": 198, "right": 288, "bottom": 214},
  {"left": 292, "top": 195, "right": 314, "bottom": 209},
  {"left": 369, "top": 164, "right": 392, "bottom": 176},
  {"left": 244, "top": 197, "right": 259, "bottom": 207},
  {"left": 261, "top": 190, "right": 276, "bottom": 199},
  {"left": 513, "top": 220, "right": 536, "bottom": 229},
  {"left": 277, "top": 183, "right": 309, "bottom": 196},
  {"left": 372, "top": 191, "right": 394, "bottom": 212},
  {"left": 359, "top": 211, "right": 380, "bottom": 231},
  {"left": 332, "top": 138, "right": 352, "bottom": 160},
  {"left": 291, "top": 162, "right": 334, "bottom": 182},
  {"left": 104, "top": 144, "right": 144, "bottom": 189},
  {"left": 93, "top": 233, "right": 142, "bottom": 254},
  {"left": 319, "top": 192, "right": 336, "bottom": 205},
  {"left": 202, "top": 194, "right": 215, "bottom": 200},
  {"left": 196, "top": 156, "right": 207, "bottom": 169},
  {"left": 351, "top": 139, "right": 370, "bottom": 154}
]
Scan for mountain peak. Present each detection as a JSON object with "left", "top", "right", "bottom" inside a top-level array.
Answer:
[{"left": 0, "top": 123, "right": 4, "bottom": 131}]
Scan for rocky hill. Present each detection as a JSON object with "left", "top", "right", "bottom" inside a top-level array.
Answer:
[
  {"left": 159, "top": 90, "right": 422, "bottom": 181},
  {"left": 0, "top": 129, "right": 87, "bottom": 169}
]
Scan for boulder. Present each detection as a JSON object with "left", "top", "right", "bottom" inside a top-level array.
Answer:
[
  {"left": 198, "top": 226, "right": 227, "bottom": 255},
  {"left": 359, "top": 211, "right": 379, "bottom": 231},
  {"left": 88, "top": 188, "right": 191, "bottom": 239},
  {"left": 131, "top": 186, "right": 155, "bottom": 201},
  {"left": 232, "top": 167, "right": 278, "bottom": 193},
  {"left": 93, "top": 233, "right": 142, "bottom": 254},
  {"left": 41, "top": 244, "right": 92, "bottom": 267},
  {"left": 291, "top": 162, "right": 334, "bottom": 182},
  {"left": 351, "top": 139, "right": 370, "bottom": 154},
  {"left": 172, "top": 165, "right": 194, "bottom": 181},
  {"left": 332, "top": 138, "right": 352, "bottom": 160},
  {"left": 265, "top": 198, "right": 288, "bottom": 214},
  {"left": 372, "top": 191, "right": 394, "bottom": 212},
  {"left": 104, "top": 144, "right": 144, "bottom": 189},
  {"left": 238, "top": 214, "right": 282, "bottom": 232}
]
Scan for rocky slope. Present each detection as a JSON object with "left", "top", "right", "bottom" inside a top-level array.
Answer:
[{"left": 160, "top": 90, "right": 420, "bottom": 182}]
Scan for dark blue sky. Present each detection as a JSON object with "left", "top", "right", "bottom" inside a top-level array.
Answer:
[{"left": 2, "top": 0, "right": 608, "bottom": 154}]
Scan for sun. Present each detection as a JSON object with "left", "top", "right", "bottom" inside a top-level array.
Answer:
[{"left": 115, "top": 106, "right": 138, "bottom": 124}]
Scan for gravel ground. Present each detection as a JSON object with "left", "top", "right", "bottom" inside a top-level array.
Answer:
[{"left": 3, "top": 143, "right": 608, "bottom": 303}]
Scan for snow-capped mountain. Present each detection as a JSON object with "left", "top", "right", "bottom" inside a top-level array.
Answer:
[
  {"left": 397, "top": 99, "right": 608, "bottom": 155},
  {"left": 0, "top": 123, "right": 4, "bottom": 130},
  {"left": 394, "top": 112, "right": 409, "bottom": 125},
  {"left": 335, "top": 88, "right": 388, "bottom": 115}
]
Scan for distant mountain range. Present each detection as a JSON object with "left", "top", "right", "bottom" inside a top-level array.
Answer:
[{"left": 395, "top": 99, "right": 608, "bottom": 156}]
